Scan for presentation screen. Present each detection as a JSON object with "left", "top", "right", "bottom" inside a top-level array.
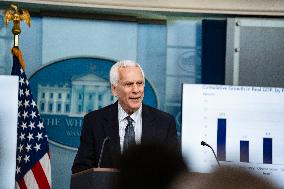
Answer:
[
  {"left": 0, "top": 76, "right": 18, "bottom": 189},
  {"left": 182, "top": 84, "right": 284, "bottom": 188}
]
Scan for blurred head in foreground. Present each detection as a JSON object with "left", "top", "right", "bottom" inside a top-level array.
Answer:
[
  {"left": 119, "top": 142, "right": 189, "bottom": 189},
  {"left": 169, "top": 166, "right": 276, "bottom": 189}
]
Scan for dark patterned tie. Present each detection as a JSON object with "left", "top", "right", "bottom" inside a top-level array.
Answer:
[{"left": 123, "top": 116, "right": 135, "bottom": 151}]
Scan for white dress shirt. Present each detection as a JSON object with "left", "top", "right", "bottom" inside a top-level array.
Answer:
[{"left": 118, "top": 103, "right": 142, "bottom": 152}]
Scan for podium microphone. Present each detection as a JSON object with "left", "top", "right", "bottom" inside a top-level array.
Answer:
[
  {"left": 98, "top": 137, "right": 110, "bottom": 168},
  {"left": 201, "top": 141, "right": 220, "bottom": 167}
]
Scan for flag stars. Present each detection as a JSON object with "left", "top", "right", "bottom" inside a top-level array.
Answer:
[
  {"left": 37, "top": 122, "right": 44, "bottom": 130},
  {"left": 24, "top": 100, "right": 30, "bottom": 108},
  {"left": 18, "top": 144, "right": 24, "bottom": 152},
  {"left": 26, "top": 144, "right": 32, "bottom": 152},
  {"left": 24, "top": 155, "right": 30, "bottom": 163},
  {"left": 28, "top": 122, "right": 35, "bottom": 130},
  {"left": 31, "top": 100, "right": 36, "bottom": 108},
  {"left": 25, "top": 89, "right": 30, "bottom": 97},
  {"left": 17, "top": 155, "right": 22, "bottom": 163},
  {"left": 34, "top": 143, "right": 41, "bottom": 151},
  {"left": 19, "top": 77, "right": 25, "bottom": 86},
  {"left": 18, "top": 100, "right": 22, "bottom": 107},
  {"left": 26, "top": 79, "right": 29, "bottom": 86},
  {"left": 27, "top": 133, "right": 34, "bottom": 141},
  {"left": 19, "top": 89, "right": 24, "bottom": 96},
  {"left": 35, "top": 132, "right": 43, "bottom": 141},
  {"left": 19, "top": 133, "right": 25, "bottom": 141},
  {"left": 16, "top": 166, "right": 21, "bottom": 174},
  {"left": 20, "top": 122, "right": 27, "bottom": 130},
  {"left": 22, "top": 111, "right": 28, "bottom": 119},
  {"left": 20, "top": 68, "right": 24, "bottom": 74},
  {"left": 30, "top": 111, "right": 37, "bottom": 119}
]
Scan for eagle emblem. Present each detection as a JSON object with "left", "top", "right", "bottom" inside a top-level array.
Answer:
[{"left": 4, "top": 4, "right": 31, "bottom": 35}]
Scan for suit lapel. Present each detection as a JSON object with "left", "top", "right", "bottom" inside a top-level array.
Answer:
[
  {"left": 103, "top": 102, "right": 121, "bottom": 163},
  {"left": 141, "top": 104, "right": 156, "bottom": 143},
  {"left": 102, "top": 103, "right": 157, "bottom": 162}
]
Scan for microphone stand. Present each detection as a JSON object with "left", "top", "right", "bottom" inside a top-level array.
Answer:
[
  {"left": 201, "top": 141, "right": 221, "bottom": 167},
  {"left": 97, "top": 137, "right": 110, "bottom": 168}
]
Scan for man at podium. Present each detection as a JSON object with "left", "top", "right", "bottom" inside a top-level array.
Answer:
[{"left": 72, "top": 60, "right": 179, "bottom": 173}]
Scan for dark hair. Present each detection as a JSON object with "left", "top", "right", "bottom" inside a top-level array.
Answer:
[
  {"left": 119, "top": 142, "right": 188, "bottom": 189},
  {"left": 170, "top": 166, "right": 277, "bottom": 189}
]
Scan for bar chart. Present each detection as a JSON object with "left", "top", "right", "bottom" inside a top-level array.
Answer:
[
  {"left": 216, "top": 117, "right": 273, "bottom": 164},
  {"left": 182, "top": 84, "right": 284, "bottom": 188}
]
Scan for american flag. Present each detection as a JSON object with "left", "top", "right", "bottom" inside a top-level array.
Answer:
[{"left": 11, "top": 48, "right": 52, "bottom": 189}]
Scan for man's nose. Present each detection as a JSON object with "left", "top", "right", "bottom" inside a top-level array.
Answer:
[{"left": 132, "top": 84, "right": 139, "bottom": 92}]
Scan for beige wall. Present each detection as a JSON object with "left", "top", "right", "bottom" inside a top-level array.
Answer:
[{"left": 3, "top": 0, "right": 284, "bottom": 16}]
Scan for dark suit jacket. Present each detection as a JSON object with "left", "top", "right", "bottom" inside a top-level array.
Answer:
[{"left": 71, "top": 102, "right": 179, "bottom": 174}]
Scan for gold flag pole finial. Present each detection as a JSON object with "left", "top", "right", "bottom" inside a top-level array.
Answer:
[{"left": 4, "top": 4, "right": 31, "bottom": 47}]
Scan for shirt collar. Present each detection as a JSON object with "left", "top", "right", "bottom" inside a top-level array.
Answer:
[{"left": 118, "top": 102, "right": 142, "bottom": 123}]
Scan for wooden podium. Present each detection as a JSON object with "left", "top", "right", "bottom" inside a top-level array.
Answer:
[{"left": 70, "top": 168, "right": 119, "bottom": 189}]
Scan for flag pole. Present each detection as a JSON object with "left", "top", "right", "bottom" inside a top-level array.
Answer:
[
  {"left": 8, "top": 5, "right": 52, "bottom": 188},
  {"left": 4, "top": 4, "right": 31, "bottom": 47}
]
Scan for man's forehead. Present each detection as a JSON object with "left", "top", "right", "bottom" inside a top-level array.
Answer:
[
  {"left": 118, "top": 67, "right": 142, "bottom": 76},
  {"left": 118, "top": 65, "right": 138, "bottom": 71},
  {"left": 121, "top": 79, "right": 144, "bottom": 83}
]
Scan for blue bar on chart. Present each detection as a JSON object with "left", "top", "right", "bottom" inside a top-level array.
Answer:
[
  {"left": 263, "top": 138, "right": 272, "bottom": 164},
  {"left": 240, "top": 140, "right": 249, "bottom": 163},
  {"left": 217, "top": 118, "right": 226, "bottom": 161}
]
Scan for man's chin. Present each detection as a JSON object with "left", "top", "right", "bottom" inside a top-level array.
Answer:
[{"left": 129, "top": 102, "right": 142, "bottom": 111}]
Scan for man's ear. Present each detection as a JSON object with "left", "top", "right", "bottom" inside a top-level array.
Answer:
[{"left": 111, "top": 85, "right": 117, "bottom": 97}]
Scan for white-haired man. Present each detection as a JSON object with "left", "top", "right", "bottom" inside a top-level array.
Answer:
[{"left": 72, "top": 60, "right": 179, "bottom": 173}]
